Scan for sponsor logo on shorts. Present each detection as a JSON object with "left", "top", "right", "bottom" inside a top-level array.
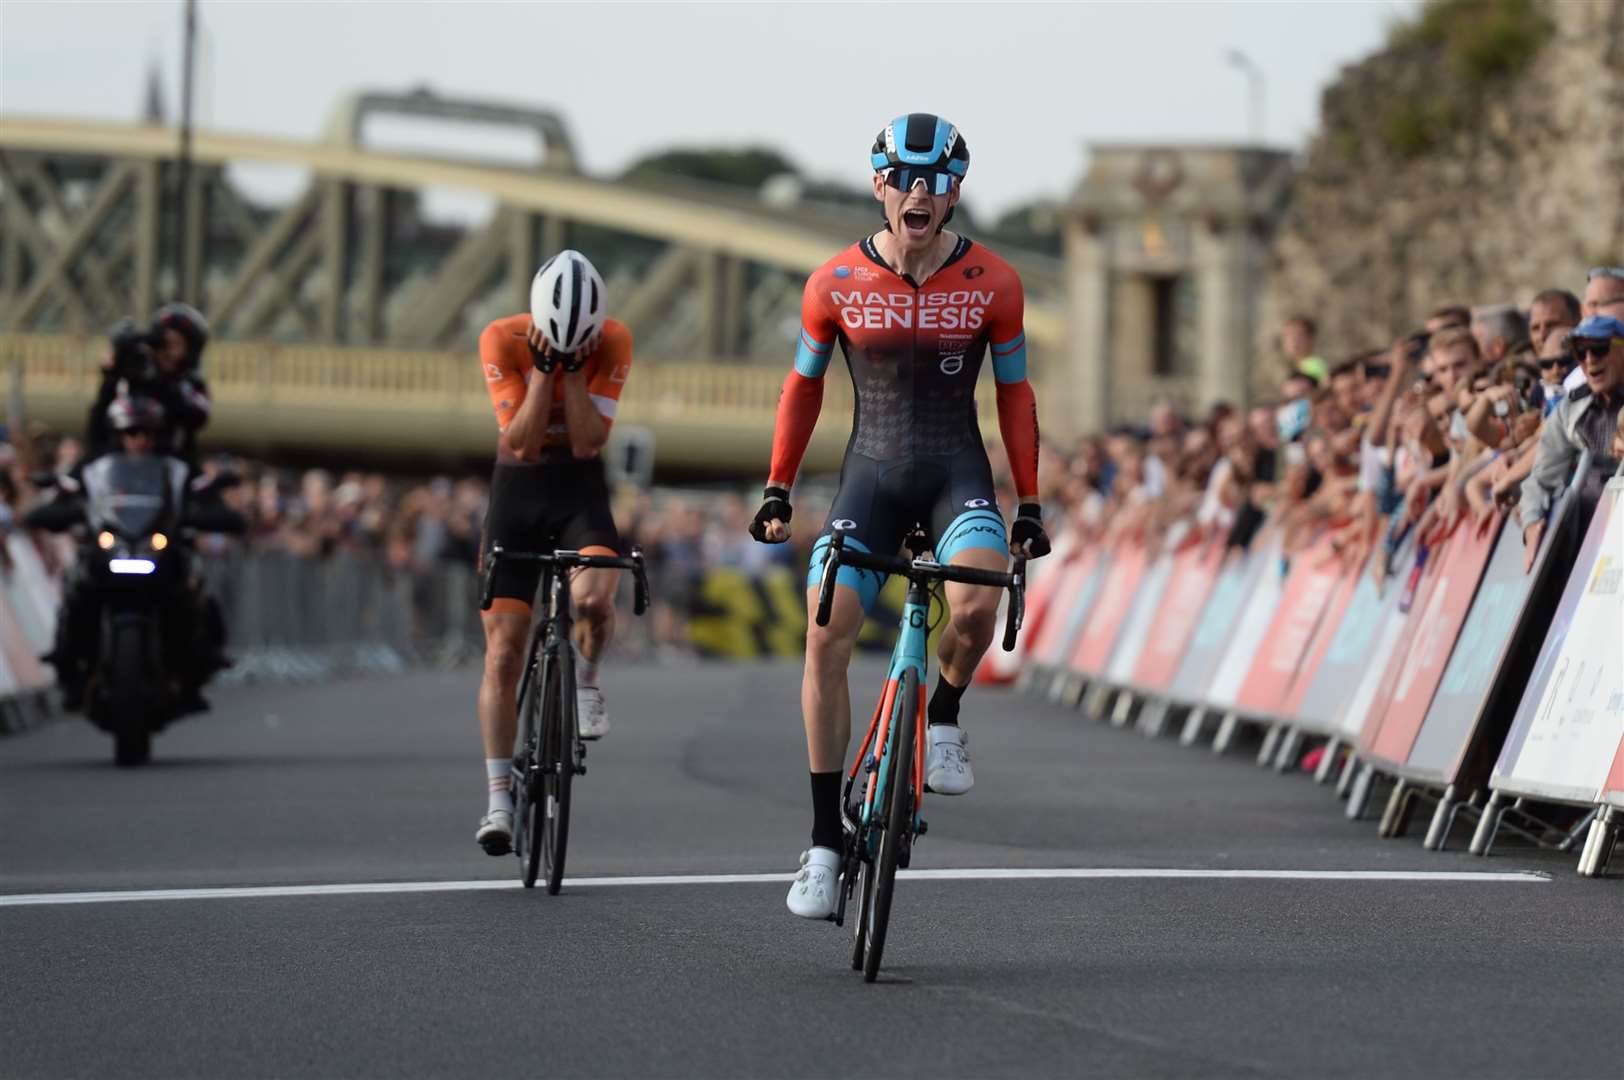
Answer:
[
  {"left": 831, "top": 519, "right": 857, "bottom": 531},
  {"left": 964, "top": 498, "right": 991, "bottom": 509}
]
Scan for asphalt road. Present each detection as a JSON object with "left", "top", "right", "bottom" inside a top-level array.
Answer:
[{"left": 3, "top": 660, "right": 1620, "bottom": 1079}]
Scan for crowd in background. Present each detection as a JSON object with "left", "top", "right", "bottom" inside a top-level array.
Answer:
[
  {"left": 3, "top": 266, "right": 1619, "bottom": 656},
  {"left": 1041, "top": 268, "right": 1624, "bottom": 580}
]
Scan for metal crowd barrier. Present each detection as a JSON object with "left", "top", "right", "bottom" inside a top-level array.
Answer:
[
  {"left": 1001, "top": 463, "right": 1624, "bottom": 879},
  {"left": 199, "top": 551, "right": 484, "bottom": 685}
]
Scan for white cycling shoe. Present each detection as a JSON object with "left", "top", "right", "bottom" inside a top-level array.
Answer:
[
  {"left": 925, "top": 724, "right": 974, "bottom": 795},
  {"left": 786, "top": 846, "right": 841, "bottom": 920},
  {"left": 476, "top": 809, "right": 513, "bottom": 856},
  {"left": 577, "top": 684, "right": 610, "bottom": 740}
]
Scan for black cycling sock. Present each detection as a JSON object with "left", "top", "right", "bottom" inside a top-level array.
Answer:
[
  {"left": 810, "top": 771, "right": 843, "bottom": 851},
  {"left": 928, "top": 672, "right": 967, "bottom": 727}
]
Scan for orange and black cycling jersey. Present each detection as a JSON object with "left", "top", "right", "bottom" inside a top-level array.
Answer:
[
  {"left": 479, "top": 315, "right": 633, "bottom": 465},
  {"left": 768, "top": 236, "right": 1039, "bottom": 498}
]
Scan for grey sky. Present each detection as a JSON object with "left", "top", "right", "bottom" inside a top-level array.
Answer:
[{"left": 2, "top": 1, "right": 1417, "bottom": 219}]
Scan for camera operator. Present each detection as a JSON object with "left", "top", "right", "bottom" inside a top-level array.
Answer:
[{"left": 85, "top": 303, "right": 212, "bottom": 468}]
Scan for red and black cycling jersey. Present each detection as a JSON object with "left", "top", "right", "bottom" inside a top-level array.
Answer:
[{"left": 768, "top": 235, "right": 1039, "bottom": 498}]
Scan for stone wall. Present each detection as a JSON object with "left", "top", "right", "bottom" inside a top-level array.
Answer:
[{"left": 1261, "top": 0, "right": 1624, "bottom": 388}]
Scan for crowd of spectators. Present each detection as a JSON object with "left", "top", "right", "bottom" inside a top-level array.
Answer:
[
  {"left": 3, "top": 266, "right": 1618, "bottom": 657},
  {"left": 1039, "top": 267, "right": 1624, "bottom": 582}
]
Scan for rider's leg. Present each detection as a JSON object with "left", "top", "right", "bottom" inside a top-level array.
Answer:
[
  {"left": 924, "top": 502, "right": 1010, "bottom": 795},
  {"left": 479, "top": 606, "right": 530, "bottom": 808},
  {"left": 932, "top": 549, "right": 1006, "bottom": 720},
  {"left": 569, "top": 564, "right": 619, "bottom": 684},
  {"left": 569, "top": 562, "right": 619, "bottom": 740}
]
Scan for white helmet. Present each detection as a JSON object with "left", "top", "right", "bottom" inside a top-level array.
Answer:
[{"left": 530, "top": 250, "right": 607, "bottom": 354}]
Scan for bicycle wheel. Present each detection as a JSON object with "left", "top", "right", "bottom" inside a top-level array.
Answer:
[
  {"left": 542, "top": 637, "right": 576, "bottom": 895},
  {"left": 517, "top": 654, "right": 547, "bottom": 889},
  {"left": 862, "top": 667, "right": 919, "bottom": 983},
  {"left": 850, "top": 853, "right": 875, "bottom": 971}
]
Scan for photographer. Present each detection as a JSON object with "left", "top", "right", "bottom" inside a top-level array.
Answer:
[{"left": 85, "top": 303, "right": 213, "bottom": 468}]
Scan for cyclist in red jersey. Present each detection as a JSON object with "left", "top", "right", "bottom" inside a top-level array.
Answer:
[{"left": 749, "top": 114, "right": 1051, "bottom": 918}]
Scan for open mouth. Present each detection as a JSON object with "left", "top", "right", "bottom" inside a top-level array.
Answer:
[{"left": 901, "top": 209, "right": 932, "bottom": 232}]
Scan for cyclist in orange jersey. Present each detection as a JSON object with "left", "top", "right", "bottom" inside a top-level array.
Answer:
[{"left": 474, "top": 251, "right": 633, "bottom": 856}]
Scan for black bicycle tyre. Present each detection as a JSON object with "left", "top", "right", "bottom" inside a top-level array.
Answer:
[
  {"left": 863, "top": 667, "right": 918, "bottom": 982},
  {"left": 542, "top": 637, "right": 576, "bottom": 895},
  {"left": 517, "top": 654, "right": 546, "bottom": 888},
  {"left": 850, "top": 857, "right": 874, "bottom": 970}
]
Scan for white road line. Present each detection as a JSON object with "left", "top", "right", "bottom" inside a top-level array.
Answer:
[{"left": 0, "top": 867, "right": 1549, "bottom": 908}]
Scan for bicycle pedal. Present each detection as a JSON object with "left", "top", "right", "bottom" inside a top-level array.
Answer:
[
  {"left": 916, "top": 819, "right": 929, "bottom": 835},
  {"left": 575, "top": 765, "right": 587, "bottom": 776}
]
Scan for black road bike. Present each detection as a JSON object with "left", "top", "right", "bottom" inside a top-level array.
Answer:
[{"left": 482, "top": 545, "right": 649, "bottom": 893}]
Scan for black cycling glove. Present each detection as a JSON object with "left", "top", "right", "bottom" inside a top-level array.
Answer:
[
  {"left": 1010, "top": 502, "right": 1051, "bottom": 559},
  {"left": 558, "top": 350, "right": 588, "bottom": 374},
  {"left": 527, "top": 340, "right": 558, "bottom": 374},
  {"left": 748, "top": 485, "right": 793, "bottom": 543}
]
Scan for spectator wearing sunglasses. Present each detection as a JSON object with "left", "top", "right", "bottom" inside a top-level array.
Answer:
[{"left": 1518, "top": 313, "right": 1624, "bottom": 568}]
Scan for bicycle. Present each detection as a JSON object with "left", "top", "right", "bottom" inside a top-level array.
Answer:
[
  {"left": 814, "top": 527, "right": 1025, "bottom": 982},
  {"left": 481, "top": 545, "right": 649, "bottom": 894}
]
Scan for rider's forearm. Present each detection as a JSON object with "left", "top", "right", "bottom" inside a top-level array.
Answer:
[
  {"left": 503, "top": 372, "right": 555, "bottom": 460},
  {"left": 994, "top": 378, "right": 1040, "bottom": 500},
  {"left": 768, "top": 370, "right": 824, "bottom": 489},
  {"left": 559, "top": 371, "right": 610, "bottom": 459}
]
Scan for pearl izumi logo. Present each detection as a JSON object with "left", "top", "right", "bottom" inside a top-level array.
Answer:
[{"left": 830, "top": 289, "right": 994, "bottom": 332}]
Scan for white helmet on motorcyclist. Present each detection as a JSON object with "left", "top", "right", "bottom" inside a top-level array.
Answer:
[
  {"left": 529, "top": 250, "right": 606, "bottom": 355},
  {"left": 108, "top": 395, "right": 166, "bottom": 434}
]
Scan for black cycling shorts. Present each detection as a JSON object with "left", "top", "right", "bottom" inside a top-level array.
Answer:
[
  {"left": 481, "top": 458, "right": 621, "bottom": 606},
  {"left": 809, "top": 447, "right": 1008, "bottom": 610}
]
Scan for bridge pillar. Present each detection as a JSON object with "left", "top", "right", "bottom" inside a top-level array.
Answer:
[
  {"left": 1062, "top": 146, "right": 1292, "bottom": 434},
  {"left": 355, "top": 186, "right": 387, "bottom": 344}
]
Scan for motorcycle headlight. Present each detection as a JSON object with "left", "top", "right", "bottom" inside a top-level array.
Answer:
[
  {"left": 151, "top": 533, "right": 168, "bottom": 551},
  {"left": 97, "top": 531, "right": 116, "bottom": 550}
]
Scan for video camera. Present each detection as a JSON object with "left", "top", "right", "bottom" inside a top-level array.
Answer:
[{"left": 107, "top": 318, "right": 162, "bottom": 385}]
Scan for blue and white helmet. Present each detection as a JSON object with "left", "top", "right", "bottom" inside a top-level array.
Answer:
[{"left": 870, "top": 113, "right": 970, "bottom": 196}]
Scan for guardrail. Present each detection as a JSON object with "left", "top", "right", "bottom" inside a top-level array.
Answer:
[
  {"left": 2, "top": 332, "right": 1005, "bottom": 470},
  {"left": 1004, "top": 468, "right": 1624, "bottom": 879}
]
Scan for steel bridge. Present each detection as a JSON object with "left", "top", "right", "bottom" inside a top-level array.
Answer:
[{"left": 0, "top": 98, "right": 1065, "bottom": 472}]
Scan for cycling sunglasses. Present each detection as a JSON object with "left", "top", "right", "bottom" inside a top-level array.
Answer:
[
  {"left": 1571, "top": 338, "right": 1620, "bottom": 360},
  {"left": 882, "top": 167, "right": 958, "bottom": 196},
  {"left": 1537, "top": 354, "right": 1571, "bottom": 370}
]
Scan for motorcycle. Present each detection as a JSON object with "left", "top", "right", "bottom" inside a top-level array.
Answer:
[{"left": 34, "top": 454, "right": 238, "bottom": 766}]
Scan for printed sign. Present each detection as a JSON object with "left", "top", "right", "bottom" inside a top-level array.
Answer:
[
  {"left": 1207, "top": 534, "right": 1287, "bottom": 711},
  {"left": 1364, "top": 516, "right": 1501, "bottom": 768},
  {"left": 1165, "top": 547, "right": 1269, "bottom": 707},
  {"left": 1493, "top": 481, "right": 1624, "bottom": 804},
  {"left": 1106, "top": 551, "right": 1176, "bottom": 685},
  {"left": 1133, "top": 540, "right": 1225, "bottom": 692},
  {"left": 1235, "top": 535, "right": 1344, "bottom": 717},
  {"left": 1069, "top": 542, "right": 1148, "bottom": 675}
]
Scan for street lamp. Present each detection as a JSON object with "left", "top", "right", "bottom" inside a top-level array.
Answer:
[
  {"left": 174, "top": 0, "right": 199, "bottom": 300},
  {"left": 1224, "top": 49, "right": 1264, "bottom": 144}
]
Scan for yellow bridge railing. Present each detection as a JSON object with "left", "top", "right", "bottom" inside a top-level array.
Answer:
[{"left": 1, "top": 334, "right": 1002, "bottom": 470}]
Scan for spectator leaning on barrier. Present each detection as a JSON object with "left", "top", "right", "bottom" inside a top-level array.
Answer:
[
  {"left": 1528, "top": 287, "right": 1581, "bottom": 356},
  {"left": 1518, "top": 313, "right": 1624, "bottom": 567},
  {"left": 1472, "top": 303, "right": 1530, "bottom": 365},
  {"left": 1280, "top": 314, "right": 1327, "bottom": 383},
  {"left": 1581, "top": 265, "right": 1624, "bottom": 319}
]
